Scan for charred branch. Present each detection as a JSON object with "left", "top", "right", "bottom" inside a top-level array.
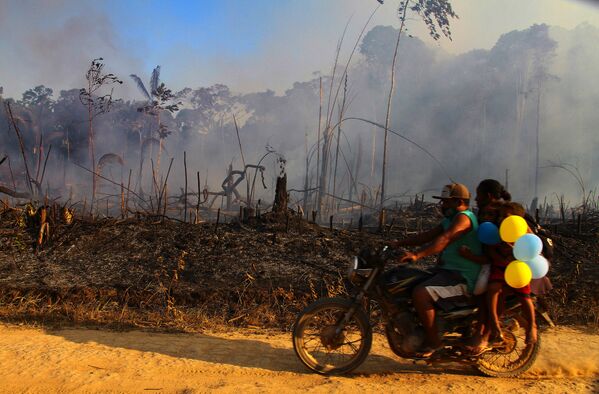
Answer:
[{"left": 0, "top": 185, "right": 30, "bottom": 199}]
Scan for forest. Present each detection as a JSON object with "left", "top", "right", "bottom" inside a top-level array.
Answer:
[{"left": 1, "top": 22, "right": 598, "bottom": 223}]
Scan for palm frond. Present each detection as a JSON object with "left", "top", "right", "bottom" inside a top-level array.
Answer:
[
  {"left": 150, "top": 66, "right": 161, "bottom": 94},
  {"left": 129, "top": 74, "right": 152, "bottom": 101}
]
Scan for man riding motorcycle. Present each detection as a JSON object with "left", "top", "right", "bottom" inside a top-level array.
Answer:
[{"left": 390, "top": 183, "right": 483, "bottom": 358}]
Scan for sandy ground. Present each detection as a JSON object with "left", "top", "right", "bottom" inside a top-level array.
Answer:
[{"left": 0, "top": 324, "right": 597, "bottom": 394}]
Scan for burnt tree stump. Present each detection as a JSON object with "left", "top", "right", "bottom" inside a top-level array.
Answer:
[{"left": 272, "top": 174, "right": 288, "bottom": 215}]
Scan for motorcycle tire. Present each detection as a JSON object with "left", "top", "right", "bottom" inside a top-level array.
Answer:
[
  {"left": 476, "top": 313, "right": 541, "bottom": 377},
  {"left": 292, "top": 297, "right": 372, "bottom": 375}
]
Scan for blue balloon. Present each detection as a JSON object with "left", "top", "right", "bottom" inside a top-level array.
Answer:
[
  {"left": 513, "top": 234, "right": 543, "bottom": 261},
  {"left": 526, "top": 255, "right": 549, "bottom": 279},
  {"left": 478, "top": 222, "right": 501, "bottom": 245}
]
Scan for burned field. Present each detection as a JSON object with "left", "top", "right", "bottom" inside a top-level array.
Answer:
[
  {"left": 0, "top": 204, "right": 379, "bottom": 331},
  {"left": 0, "top": 203, "right": 597, "bottom": 332}
]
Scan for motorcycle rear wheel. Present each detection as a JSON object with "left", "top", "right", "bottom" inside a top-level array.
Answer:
[
  {"left": 292, "top": 297, "right": 372, "bottom": 375},
  {"left": 476, "top": 313, "right": 540, "bottom": 377}
]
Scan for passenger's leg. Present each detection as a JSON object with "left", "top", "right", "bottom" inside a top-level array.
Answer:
[
  {"left": 520, "top": 296, "right": 537, "bottom": 344},
  {"left": 487, "top": 282, "right": 504, "bottom": 342},
  {"left": 464, "top": 295, "right": 492, "bottom": 353}
]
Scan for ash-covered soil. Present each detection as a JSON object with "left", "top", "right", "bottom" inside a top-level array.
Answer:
[{"left": 0, "top": 205, "right": 597, "bottom": 330}]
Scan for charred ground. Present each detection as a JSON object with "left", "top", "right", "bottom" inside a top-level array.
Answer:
[{"left": 0, "top": 203, "right": 598, "bottom": 332}]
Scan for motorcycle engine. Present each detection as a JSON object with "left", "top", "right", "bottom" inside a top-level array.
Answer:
[{"left": 394, "top": 312, "right": 424, "bottom": 353}]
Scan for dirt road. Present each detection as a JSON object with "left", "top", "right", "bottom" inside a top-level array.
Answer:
[{"left": 0, "top": 323, "right": 597, "bottom": 393}]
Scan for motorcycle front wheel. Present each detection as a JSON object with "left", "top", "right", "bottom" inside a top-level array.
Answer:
[{"left": 292, "top": 297, "right": 372, "bottom": 375}]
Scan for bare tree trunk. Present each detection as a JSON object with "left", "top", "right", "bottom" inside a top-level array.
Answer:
[
  {"left": 5, "top": 102, "right": 34, "bottom": 197},
  {"left": 317, "top": 127, "right": 333, "bottom": 218},
  {"left": 232, "top": 113, "right": 249, "bottom": 206},
  {"left": 371, "top": 123, "right": 376, "bottom": 179},
  {"left": 516, "top": 65, "right": 530, "bottom": 181},
  {"left": 184, "top": 151, "right": 188, "bottom": 222},
  {"left": 156, "top": 111, "right": 162, "bottom": 171},
  {"left": 332, "top": 114, "right": 342, "bottom": 213},
  {"left": 315, "top": 77, "right": 323, "bottom": 210},
  {"left": 303, "top": 130, "right": 309, "bottom": 215},
  {"left": 226, "top": 163, "right": 233, "bottom": 211},
  {"left": 534, "top": 79, "right": 542, "bottom": 203},
  {"left": 332, "top": 75, "right": 348, "bottom": 214},
  {"left": 88, "top": 77, "right": 96, "bottom": 213},
  {"left": 34, "top": 108, "right": 43, "bottom": 184},
  {"left": 7, "top": 156, "right": 17, "bottom": 190},
  {"left": 349, "top": 134, "right": 362, "bottom": 204},
  {"left": 381, "top": 7, "right": 408, "bottom": 210}
]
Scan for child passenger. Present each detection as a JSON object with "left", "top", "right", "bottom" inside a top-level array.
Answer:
[{"left": 460, "top": 201, "right": 537, "bottom": 351}]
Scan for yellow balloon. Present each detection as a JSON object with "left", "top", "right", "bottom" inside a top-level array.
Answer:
[
  {"left": 505, "top": 260, "right": 532, "bottom": 288},
  {"left": 499, "top": 215, "right": 528, "bottom": 243}
]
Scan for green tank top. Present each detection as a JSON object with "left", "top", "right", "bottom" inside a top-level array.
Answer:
[{"left": 440, "top": 209, "right": 483, "bottom": 292}]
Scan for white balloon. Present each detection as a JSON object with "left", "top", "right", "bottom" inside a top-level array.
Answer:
[{"left": 526, "top": 255, "right": 549, "bottom": 279}]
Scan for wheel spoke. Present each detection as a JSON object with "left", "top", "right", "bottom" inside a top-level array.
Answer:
[
  {"left": 294, "top": 301, "right": 370, "bottom": 373},
  {"left": 345, "top": 341, "right": 359, "bottom": 354},
  {"left": 309, "top": 343, "right": 323, "bottom": 355},
  {"left": 513, "top": 346, "right": 522, "bottom": 359}
]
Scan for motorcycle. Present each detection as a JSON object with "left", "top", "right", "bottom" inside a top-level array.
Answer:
[{"left": 292, "top": 246, "right": 550, "bottom": 377}]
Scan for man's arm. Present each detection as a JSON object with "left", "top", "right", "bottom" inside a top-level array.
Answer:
[
  {"left": 406, "top": 214, "right": 472, "bottom": 261},
  {"left": 391, "top": 225, "right": 444, "bottom": 248}
]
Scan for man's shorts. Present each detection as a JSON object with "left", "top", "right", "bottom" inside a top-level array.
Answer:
[{"left": 419, "top": 269, "right": 471, "bottom": 312}]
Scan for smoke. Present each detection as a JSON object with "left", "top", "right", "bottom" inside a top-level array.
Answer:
[
  {"left": 1, "top": 15, "right": 598, "bottom": 215},
  {"left": 0, "top": 2, "right": 142, "bottom": 100}
]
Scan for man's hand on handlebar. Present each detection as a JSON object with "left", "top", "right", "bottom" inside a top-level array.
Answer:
[{"left": 397, "top": 251, "right": 419, "bottom": 264}]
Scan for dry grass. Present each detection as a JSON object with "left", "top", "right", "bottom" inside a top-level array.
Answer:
[{"left": 0, "top": 199, "right": 598, "bottom": 332}]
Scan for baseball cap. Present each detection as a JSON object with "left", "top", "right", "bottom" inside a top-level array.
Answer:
[{"left": 432, "top": 183, "right": 471, "bottom": 200}]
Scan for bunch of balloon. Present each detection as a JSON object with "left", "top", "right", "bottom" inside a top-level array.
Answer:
[{"left": 499, "top": 215, "right": 549, "bottom": 288}]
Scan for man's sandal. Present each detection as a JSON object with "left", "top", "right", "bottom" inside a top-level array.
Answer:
[
  {"left": 463, "top": 343, "right": 492, "bottom": 356},
  {"left": 413, "top": 345, "right": 444, "bottom": 359}
]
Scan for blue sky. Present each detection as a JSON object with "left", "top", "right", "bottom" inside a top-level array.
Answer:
[
  {"left": 99, "top": 0, "right": 337, "bottom": 83},
  {"left": 1, "top": 0, "right": 598, "bottom": 99},
  {"left": 106, "top": 1, "right": 275, "bottom": 58}
]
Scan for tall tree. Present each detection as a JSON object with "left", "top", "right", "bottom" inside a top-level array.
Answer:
[
  {"left": 79, "top": 58, "right": 122, "bottom": 210},
  {"left": 19, "top": 85, "right": 55, "bottom": 182},
  {"left": 528, "top": 25, "right": 557, "bottom": 210},
  {"left": 380, "top": 0, "right": 457, "bottom": 210}
]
